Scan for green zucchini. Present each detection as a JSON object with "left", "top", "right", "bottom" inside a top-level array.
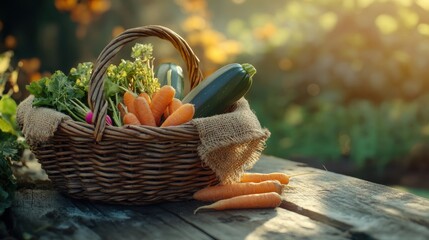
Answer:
[
  {"left": 182, "top": 63, "right": 256, "bottom": 118},
  {"left": 155, "top": 63, "right": 185, "bottom": 99}
]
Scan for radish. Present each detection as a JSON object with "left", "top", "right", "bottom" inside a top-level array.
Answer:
[{"left": 85, "top": 111, "right": 112, "bottom": 125}]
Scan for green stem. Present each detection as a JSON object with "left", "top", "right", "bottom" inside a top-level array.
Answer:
[
  {"left": 109, "top": 95, "right": 122, "bottom": 127},
  {"left": 241, "top": 63, "right": 257, "bottom": 78},
  {"left": 63, "top": 104, "right": 84, "bottom": 122}
]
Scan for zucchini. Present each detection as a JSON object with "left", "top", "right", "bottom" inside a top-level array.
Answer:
[
  {"left": 182, "top": 63, "right": 256, "bottom": 118},
  {"left": 155, "top": 63, "right": 185, "bottom": 99}
]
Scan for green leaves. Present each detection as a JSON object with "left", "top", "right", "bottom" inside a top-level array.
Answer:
[
  {"left": 0, "top": 131, "right": 23, "bottom": 162},
  {"left": 0, "top": 95, "right": 18, "bottom": 134},
  {"left": 26, "top": 69, "right": 88, "bottom": 121},
  {"left": 0, "top": 131, "right": 23, "bottom": 215}
]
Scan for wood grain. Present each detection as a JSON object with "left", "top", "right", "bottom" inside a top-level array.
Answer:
[
  {"left": 9, "top": 190, "right": 211, "bottom": 240},
  {"left": 254, "top": 155, "right": 429, "bottom": 240},
  {"left": 4, "top": 155, "right": 429, "bottom": 240}
]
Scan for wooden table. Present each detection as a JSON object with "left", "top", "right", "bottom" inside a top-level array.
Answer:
[{"left": 3, "top": 155, "right": 429, "bottom": 240}]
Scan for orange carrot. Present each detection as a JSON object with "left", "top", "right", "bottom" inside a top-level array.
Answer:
[
  {"left": 163, "top": 98, "right": 182, "bottom": 118},
  {"left": 150, "top": 85, "right": 175, "bottom": 126},
  {"left": 192, "top": 180, "right": 283, "bottom": 202},
  {"left": 134, "top": 97, "right": 156, "bottom": 126},
  {"left": 194, "top": 192, "right": 282, "bottom": 214},
  {"left": 139, "top": 92, "right": 152, "bottom": 105},
  {"left": 123, "top": 91, "right": 137, "bottom": 114},
  {"left": 123, "top": 112, "right": 141, "bottom": 125},
  {"left": 161, "top": 103, "right": 194, "bottom": 127},
  {"left": 240, "top": 172, "right": 289, "bottom": 185}
]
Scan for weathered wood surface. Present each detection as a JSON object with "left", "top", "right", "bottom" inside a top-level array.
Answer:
[{"left": 3, "top": 155, "right": 429, "bottom": 240}]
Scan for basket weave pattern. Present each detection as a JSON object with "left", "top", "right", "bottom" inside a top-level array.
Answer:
[
  {"left": 29, "top": 25, "right": 219, "bottom": 205},
  {"left": 33, "top": 122, "right": 217, "bottom": 204}
]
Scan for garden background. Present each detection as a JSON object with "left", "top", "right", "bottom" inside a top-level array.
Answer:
[{"left": 1, "top": 0, "right": 429, "bottom": 199}]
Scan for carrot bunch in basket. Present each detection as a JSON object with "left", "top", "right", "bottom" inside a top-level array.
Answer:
[
  {"left": 193, "top": 172, "right": 290, "bottom": 214},
  {"left": 120, "top": 85, "right": 195, "bottom": 127}
]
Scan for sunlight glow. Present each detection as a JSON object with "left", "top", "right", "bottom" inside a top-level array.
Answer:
[
  {"left": 416, "top": 0, "right": 429, "bottom": 11},
  {"left": 357, "top": 0, "right": 374, "bottom": 8},
  {"left": 418, "top": 23, "right": 429, "bottom": 36},
  {"left": 375, "top": 14, "right": 398, "bottom": 34},
  {"left": 399, "top": 8, "right": 419, "bottom": 28},
  {"left": 319, "top": 12, "right": 337, "bottom": 31},
  {"left": 393, "top": 0, "right": 413, "bottom": 7},
  {"left": 182, "top": 15, "right": 207, "bottom": 31}
]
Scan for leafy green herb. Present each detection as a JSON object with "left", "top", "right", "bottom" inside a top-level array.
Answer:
[{"left": 26, "top": 64, "right": 92, "bottom": 122}]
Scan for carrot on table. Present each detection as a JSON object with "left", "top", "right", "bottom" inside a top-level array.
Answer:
[
  {"left": 240, "top": 172, "right": 289, "bottom": 185},
  {"left": 150, "top": 85, "right": 175, "bottom": 126},
  {"left": 123, "top": 91, "right": 137, "bottom": 114},
  {"left": 194, "top": 192, "right": 282, "bottom": 214},
  {"left": 139, "top": 92, "right": 152, "bottom": 105},
  {"left": 192, "top": 180, "right": 283, "bottom": 202},
  {"left": 123, "top": 112, "right": 141, "bottom": 125},
  {"left": 161, "top": 103, "right": 194, "bottom": 127},
  {"left": 134, "top": 96, "right": 156, "bottom": 126}
]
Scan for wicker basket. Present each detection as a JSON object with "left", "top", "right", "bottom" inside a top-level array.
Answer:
[{"left": 30, "top": 25, "right": 219, "bottom": 205}]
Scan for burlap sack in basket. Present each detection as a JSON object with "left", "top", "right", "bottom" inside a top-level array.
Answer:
[{"left": 17, "top": 25, "right": 270, "bottom": 205}]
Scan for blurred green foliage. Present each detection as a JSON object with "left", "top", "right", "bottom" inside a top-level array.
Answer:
[
  {"left": 228, "top": 0, "right": 429, "bottom": 173},
  {"left": 0, "top": 51, "right": 24, "bottom": 214}
]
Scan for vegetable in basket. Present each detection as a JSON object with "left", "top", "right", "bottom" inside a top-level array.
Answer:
[
  {"left": 182, "top": 63, "right": 256, "bottom": 118},
  {"left": 26, "top": 63, "right": 94, "bottom": 122},
  {"left": 26, "top": 43, "right": 161, "bottom": 127},
  {"left": 120, "top": 85, "right": 195, "bottom": 127},
  {"left": 104, "top": 43, "right": 160, "bottom": 126},
  {"left": 155, "top": 62, "right": 185, "bottom": 99}
]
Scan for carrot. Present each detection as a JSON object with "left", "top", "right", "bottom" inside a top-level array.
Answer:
[
  {"left": 123, "top": 112, "right": 141, "bottom": 125},
  {"left": 192, "top": 180, "right": 283, "bottom": 202},
  {"left": 194, "top": 192, "right": 282, "bottom": 214},
  {"left": 161, "top": 103, "right": 194, "bottom": 127},
  {"left": 163, "top": 98, "right": 183, "bottom": 118},
  {"left": 150, "top": 85, "right": 175, "bottom": 126},
  {"left": 134, "top": 96, "right": 156, "bottom": 126},
  {"left": 123, "top": 91, "right": 137, "bottom": 114},
  {"left": 240, "top": 172, "right": 289, "bottom": 185},
  {"left": 139, "top": 92, "right": 152, "bottom": 105}
]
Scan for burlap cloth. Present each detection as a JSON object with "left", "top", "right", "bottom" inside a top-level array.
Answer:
[
  {"left": 17, "top": 96, "right": 270, "bottom": 184},
  {"left": 16, "top": 96, "right": 71, "bottom": 146},
  {"left": 191, "top": 98, "right": 270, "bottom": 183}
]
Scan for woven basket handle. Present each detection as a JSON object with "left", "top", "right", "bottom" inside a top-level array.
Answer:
[{"left": 88, "top": 25, "right": 203, "bottom": 142}]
